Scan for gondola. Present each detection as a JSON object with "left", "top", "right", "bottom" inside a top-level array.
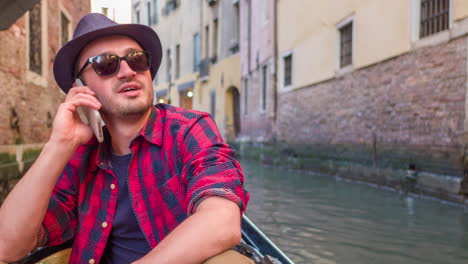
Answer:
[{"left": 14, "top": 215, "right": 293, "bottom": 264}]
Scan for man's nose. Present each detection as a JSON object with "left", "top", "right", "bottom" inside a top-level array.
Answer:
[{"left": 117, "top": 59, "right": 136, "bottom": 79}]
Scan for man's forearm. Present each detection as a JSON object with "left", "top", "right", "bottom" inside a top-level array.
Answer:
[
  {"left": 133, "top": 197, "right": 242, "bottom": 264},
  {"left": 0, "top": 140, "right": 78, "bottom": 262}
]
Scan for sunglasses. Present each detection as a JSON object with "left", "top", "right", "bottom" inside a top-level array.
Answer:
[{"left": 76, "top": 50, "right": 151, "bottom": 78}]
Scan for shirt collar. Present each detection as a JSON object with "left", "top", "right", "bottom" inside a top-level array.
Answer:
[
  {"left": 95, "top": 105, "right": 164, "bottom": 169},
  {"left": 138, "top": 105, "right": 164, "bottom": 147}
]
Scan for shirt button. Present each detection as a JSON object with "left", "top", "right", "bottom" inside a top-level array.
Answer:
[
  {"left": 110, "top": 184, "right": 116, "bottom": 190},
  {"left": 89, "top": 259, "right": 95, "bottom": 264},
  {"left": 102, "top": 222, "right": 108, "bottom": 228}
]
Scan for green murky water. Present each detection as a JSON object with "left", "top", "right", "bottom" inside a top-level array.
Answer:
[{"left": 241, "top": 159, "right": 468, "bottom": 264}]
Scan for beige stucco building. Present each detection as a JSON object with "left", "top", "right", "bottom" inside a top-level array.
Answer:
[
  {"left": 276, "top": 0, "right": 468, "bottom": 92},
  {"left": 271, "top": 0, "right": 468, "bottom": 199},
  {"left": 132, "top": 0, "right": 242, "bottom": 141}
]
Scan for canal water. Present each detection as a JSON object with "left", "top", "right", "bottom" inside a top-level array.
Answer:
[{"left": 240, "top": 159, "right": 468, "bottom": 264}]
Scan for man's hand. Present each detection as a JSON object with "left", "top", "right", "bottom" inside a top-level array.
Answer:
[
  {"left": 132, "top": 197, "right": 241, "bottom": 264},
  {"left": 50, "top": 85, "right": 101, "bottom": 147}
]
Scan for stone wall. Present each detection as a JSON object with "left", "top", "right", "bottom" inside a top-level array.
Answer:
[
  {"left": 276, "top": 37, "right": 468, "bottom": 178},
  {"left": 0, "top": 144, "right": 43, "bottom": 203},
  {"left": 232, "top": 141, "right": 464, "bottom": 204},
  {"left": 0, "top": 0, "right": 89, "bottom": 145}
]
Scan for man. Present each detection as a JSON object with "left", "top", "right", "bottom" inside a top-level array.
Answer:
[{"left": 0, "top": 13, "right": 250, "bottom": 264}]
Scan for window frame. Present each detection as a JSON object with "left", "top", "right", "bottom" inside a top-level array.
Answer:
[
  {"left": 411, "top": 0, "right": 453, "bottom": 48},
  {"left": 281, "top": 51, "right": 293, "bottom": 90},
  {"left": 419, "top": 0, "right": 451, "bottom": 38},
  {"left": 336, "top": 14, "right": 356, "bottom": 71},
  {"left": 153, "top": 0, "right": 158, "bottom": 24},
  {"left": 261, "top": 64, "right": 268, "bottom": 112},
  {"left": 146, "top": 0, "right": 151, "bottom": 25},
  {"left": 212, "top": 18, "right": 218, "bottom": 61},
  {"left": 243, "top": 78, "right": 248, "bottom": 115},
  {"left": 166, "top": 48, "right": 171, "bottom": 83},
  {"left": 175, "top": 44, "right": 180, "bottom": 79},
  {"left": 339, "top": 22, "right": 353, "bottom": 68},
  {"left": 193, "top": 33, "right": 200, "bottom": 72},
  {"left": 134, "top": 3, "right": 141, "bottom": 24},
  {"left": 26, "top": 0, "right": 48, "bottom": 87},
  {"left": 335, "top": 15, "right": 355, "bottom": 75},
  {"left": 60, "top": 8, "right": 72, "bottom": 47}
]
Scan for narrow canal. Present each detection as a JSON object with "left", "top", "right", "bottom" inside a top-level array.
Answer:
[{"left": 241, "top": 159, "right": 468, "bottom": 264}]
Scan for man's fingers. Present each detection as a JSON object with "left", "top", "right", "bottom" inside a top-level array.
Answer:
[
  {"left": 66, "top": 86, "right": 96, "bottom": 99},
  {"left": 63, "top": 93, "right": 102, "bottom": 112}
]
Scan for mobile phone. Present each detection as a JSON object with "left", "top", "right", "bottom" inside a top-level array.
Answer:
[{"left": 75, "top": 79, "right": 104, "bottom": 143}]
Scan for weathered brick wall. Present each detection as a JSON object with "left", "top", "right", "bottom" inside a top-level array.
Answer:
[
  {"left": 0, "top": 1, "right": 89, "bottom": 203},
  {"left": 0, "top": 0, "right": 89, "bottom": 145},
  {"left": 276, "top": 37, "right": 467, "bottom": 177}
]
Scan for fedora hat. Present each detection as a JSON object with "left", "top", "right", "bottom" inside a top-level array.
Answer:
[{"left": 53, "top": 13, "right": 163, "bottom": 93}]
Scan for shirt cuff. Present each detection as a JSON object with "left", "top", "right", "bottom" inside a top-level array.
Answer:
[{"left": 188, "top": 188, "right": 246, "bottom": 215}]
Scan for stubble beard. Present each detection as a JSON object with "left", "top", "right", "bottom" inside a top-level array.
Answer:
[{"left": 100, "top": 80, "right": 154, "bottom": 118}]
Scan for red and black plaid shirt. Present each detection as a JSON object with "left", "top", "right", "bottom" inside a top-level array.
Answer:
[{"left": 38, "top": 104, "right": 249, "bottom": 264}]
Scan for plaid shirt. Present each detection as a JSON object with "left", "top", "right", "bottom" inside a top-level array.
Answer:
[{"left": 38, "top": 104, "right": 249, "bottom": 264}]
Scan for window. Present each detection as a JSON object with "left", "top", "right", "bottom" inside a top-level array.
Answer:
[
  {"left": 193, "top": 33, "right": 200, "bottom": 72},
  {"left": 163, "top": 0, "right": 179, "bottom": 16},
  {"left": 283, "top": 54, "right": 292, "bottom": 87},
  {"left": 339, "top": 22, "right": 353, "bottom": 68},
  {"left": 61, "top": 12, "right": 70, "bottom": 47},
  {"left": 230, "top": 2, "right": 240, "bottom": 54},
  {"left": 243, "top": 78, "right": 248, "bottom": 115},
  {"left": 102, "top": 7, "right": 109, "bottom": 16},
  {"left": 166, "top": 48, "right": 171, "bottom": 83},
  {"left": 210, "top": 89, "right": 216, "bottom": 119},
  {"left": 153, "top": 0, "right": 158, "bottom": 24},
  {"left": 29, "top": 2, "right": 42, "bottom": 75},
  {"left": 262, "top": 65, "right": 267, "bottom": 111},
  {"left": 101, "top": 7, "right": 115, "bottom": 20},
  {"left": 175, "top": 44, "right": 180, "bottom": 79},
  {"left": 420, "top": 0, "right": 450, "bottom": 38},
  {"left": 146, "top": 0, "right": 151, "bottom": 25},
  {"left": 212, "top": 19, "right": 218, "bottom": 61},
  {"left": 205, "top": 25, "right": 210, "bottom": 59},
  {"left": 134, "top": 5, "right": 141, "bottom": 24}
]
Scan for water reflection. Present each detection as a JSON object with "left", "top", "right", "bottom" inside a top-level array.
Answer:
[{"left": 241, "top": 159, "right": 468, "bottom": 264}]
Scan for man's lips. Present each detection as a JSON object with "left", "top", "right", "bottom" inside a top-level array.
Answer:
[{"left": 118, "top": 83, "right": 142, "bottom": 94}]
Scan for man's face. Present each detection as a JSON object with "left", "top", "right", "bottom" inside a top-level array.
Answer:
[{"left": 76, "top": 35, "right": 154, "bottom": 119}]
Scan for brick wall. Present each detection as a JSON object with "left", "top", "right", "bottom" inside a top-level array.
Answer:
[
  {"left": 276, "top": 37, "right": 467, "bottom": 177},
  {"left": 0, "top": 0, "right": 89, "bottom": 145}
]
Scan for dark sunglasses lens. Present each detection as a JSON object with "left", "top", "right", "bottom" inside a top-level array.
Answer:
[
  {"left": 126, "top": 51, "right": 150, "bottom": 72},
  {"left": 92, "top": 55, "right": 119, "bottom": 76}
]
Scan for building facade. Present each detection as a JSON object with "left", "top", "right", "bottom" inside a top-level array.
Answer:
[
  {"left": 132, "top": 0, "right": 243, "bottom": 141},
  {"left": 0, "top": 0, "right": 90, "bottom": 145},
  {"left": 128, "top": 0, "right": 468, "bottom": 198},
  {"left": 239, "top": 0, "right": 276, "bottom": 142},
  {"left": 0, "top": 0, "right": 90, "bottom": 201},
  {"left": 271, "top": 0, "right": 468, "bottom": 196}
]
